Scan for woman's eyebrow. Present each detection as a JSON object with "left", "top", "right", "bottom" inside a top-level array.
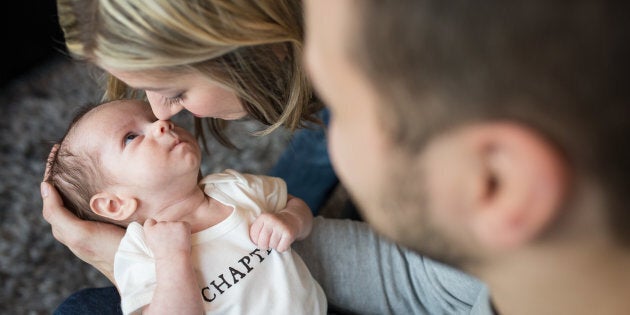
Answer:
[{"left": 132, "top": 85, "right": 170, "bottom": 92}]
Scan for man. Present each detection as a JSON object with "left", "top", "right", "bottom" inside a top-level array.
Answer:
[{"left": 303, "top": 0, "right": 630, "bottom": 314}]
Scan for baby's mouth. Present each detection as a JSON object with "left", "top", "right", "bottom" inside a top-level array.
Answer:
[{"left": 170, "top": 138, "right": 182, "bottom": 150}]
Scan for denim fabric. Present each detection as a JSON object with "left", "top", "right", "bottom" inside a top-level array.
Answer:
[
  {"left": 53, "top": 286, "right": 121, "bottom": 315},
  {"left": 268, "top": 108, "right": 339, "bottom": 214}
]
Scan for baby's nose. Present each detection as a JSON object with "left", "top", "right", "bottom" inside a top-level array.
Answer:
[{"left": 153, "top": 120, "right": 174, "bottom": 136}]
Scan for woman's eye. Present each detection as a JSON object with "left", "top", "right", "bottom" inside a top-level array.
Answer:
[
  {"left": 124, "top": 133, "right": 138, "bottom": 146},
  {"left": 164, "top": 94, "right": 184, "bottom": 107}
]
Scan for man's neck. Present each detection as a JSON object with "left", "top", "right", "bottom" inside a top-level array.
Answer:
[{"left": 481, "top": 242, "right": 630, "bottom": 315}]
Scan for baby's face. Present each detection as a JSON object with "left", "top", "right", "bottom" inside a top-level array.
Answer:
[{"left": 70, "top": 100, "right": 202, "bottom": 196}]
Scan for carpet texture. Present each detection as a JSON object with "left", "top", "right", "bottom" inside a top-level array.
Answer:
[{"left": 0, "top": 56, "right": 309, "bottom": 313}]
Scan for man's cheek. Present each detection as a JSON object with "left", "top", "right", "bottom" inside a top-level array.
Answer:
[
  {"left": 327, "top": 126, "right": 355, "bottom": 184},
  {"left": 326, "top": 125, "right": 343, "bottom": 176}
]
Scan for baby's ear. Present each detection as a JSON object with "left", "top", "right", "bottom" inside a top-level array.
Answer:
[{"left": 90, "top": 192, "right": 137, "bottom": 221}]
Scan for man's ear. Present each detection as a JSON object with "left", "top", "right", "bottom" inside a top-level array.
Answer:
[
  {"left": 90, "top": 192, "right": 138, "bottom": 221},
  {"left": 469, "top": 123, "right": 568, "bottom": 251}
]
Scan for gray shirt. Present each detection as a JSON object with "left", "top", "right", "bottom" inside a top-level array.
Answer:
[{"left": 294, "top": 217, "right": 493, "bottom": 315}]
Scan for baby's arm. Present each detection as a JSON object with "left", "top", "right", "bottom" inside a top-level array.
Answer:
[
  {"left": 250, "top": 194, "right": 314, "bottom": 252},
  {"left": 142, "top": 219, "right": 202, "bottom": 315}
]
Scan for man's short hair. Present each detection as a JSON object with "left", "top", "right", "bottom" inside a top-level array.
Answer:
[{"left": 353, "top": 0, "right": 630, "bottom": 245}]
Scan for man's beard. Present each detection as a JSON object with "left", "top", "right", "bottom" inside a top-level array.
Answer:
[{"left": 372, "top": 154, "right": 475, "bottom": 269}]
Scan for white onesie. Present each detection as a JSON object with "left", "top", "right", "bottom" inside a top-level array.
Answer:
[{"left": 114, "top": 169, "right": 327, "bottom": 314}]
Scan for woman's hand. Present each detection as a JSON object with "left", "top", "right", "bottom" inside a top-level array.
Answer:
[{"left": 41, "top": 145, "right": 124, "bottom": 284}]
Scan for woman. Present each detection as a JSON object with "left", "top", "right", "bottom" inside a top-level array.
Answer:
[{"left": 56, "top": 0, "right": 339, "bottom": 212}]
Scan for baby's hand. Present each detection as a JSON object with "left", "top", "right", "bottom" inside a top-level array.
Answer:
[
  {"left": 143, "top": 219, "right": 192, "bottom": 260},
  {"left": 249, "top": 212, "right": 299, "bottom": 252}
]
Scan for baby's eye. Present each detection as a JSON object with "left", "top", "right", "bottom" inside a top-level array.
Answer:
[{"left": 124, "top": 133, "right": 138, "bottom": 146}]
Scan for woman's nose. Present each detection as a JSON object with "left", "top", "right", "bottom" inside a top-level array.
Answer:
[
  {"left": 152, "top": 120, "right": 174, "bottom": 137},
  {"left": 146, "top": 91, "right": 183, "bottom": 120}
]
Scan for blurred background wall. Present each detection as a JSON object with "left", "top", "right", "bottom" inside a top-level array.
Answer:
[{"left": 0, "top": 0, "right": 66, "bottom": 88}]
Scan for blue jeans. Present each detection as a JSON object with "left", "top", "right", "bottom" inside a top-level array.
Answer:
[
  {"left": 53, "top": 287, "right": 121, "bottom": 315},
  {"left": 268, "top": 107, "right": 339, "bottom": 214},
  {"left": 53, "top": 109, "right": 340, "bottom": 314}
]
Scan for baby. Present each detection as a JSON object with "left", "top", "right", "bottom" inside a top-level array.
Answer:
[{"left": 46, "top": 99, "right": 326, "bottom": 314}]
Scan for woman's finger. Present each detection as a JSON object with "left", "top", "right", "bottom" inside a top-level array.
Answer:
[
  {"left": 41, "top": 181, "right": 70, "bottom": 226},
  {"left": 41, "top": 181, "right": 123, "bottom": 284}
]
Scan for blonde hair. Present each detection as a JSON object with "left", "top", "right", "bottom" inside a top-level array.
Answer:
[{"left": 57, "top": 0, "right": 321, "bottom": 146}]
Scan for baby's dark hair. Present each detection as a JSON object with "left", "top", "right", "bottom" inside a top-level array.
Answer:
[{"left": 45, "top": 102, "right": 114, "bottom": 223}]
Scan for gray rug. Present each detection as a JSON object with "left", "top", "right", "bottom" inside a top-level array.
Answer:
[{"left": 0, "top": 56, "right": 303, "bottom": 314}]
